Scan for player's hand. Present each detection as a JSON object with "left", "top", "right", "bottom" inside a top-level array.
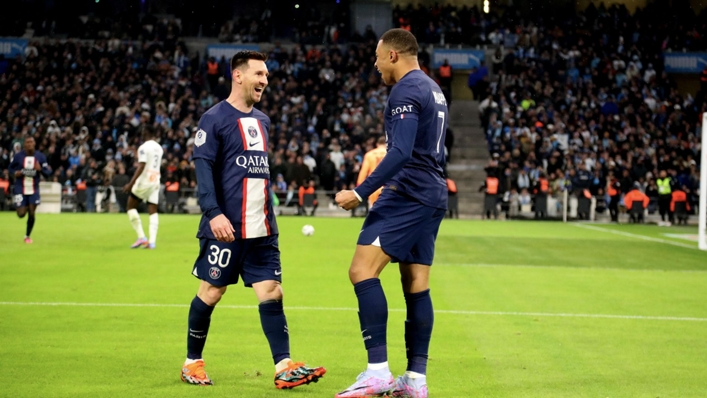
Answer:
[
  {"left": 34, "top": 162, "right": 42, "bottom": 171},
  {"left": 122, "top": 183, "right": 133, "bottom": 193},
  {"left": 15, "top": 170, "right": 23, "bottom": 177},
  {"left": 335, "top": 190, "right": 361, "bottom": 211},
  {"left": 210, "top": 214, "right": 235, "bottom": 243}
]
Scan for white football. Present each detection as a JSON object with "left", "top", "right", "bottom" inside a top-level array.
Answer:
[{"left": 301, "top": 224, "right": 315, "bottom": 236}]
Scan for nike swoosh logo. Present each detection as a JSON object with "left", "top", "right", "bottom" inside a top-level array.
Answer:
[
  {"left": 275, "top": 270, "right": 282, "bottom": 276},
  {"left": 249, "top": 142, "right": 260, "bottom": 147}
]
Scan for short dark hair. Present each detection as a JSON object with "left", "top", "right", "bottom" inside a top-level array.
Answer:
[
  {"left": 380, "top": 28, "right": 418, "bottom": 56},
  {"left": 230, "top": 51, "right": 268, "bottom": 71},
  {"left": 377, "top": 136, "right": 386, "bottom": 145},
  {"left": 142, "top": 125, "right": 156, "bottom": 138}
]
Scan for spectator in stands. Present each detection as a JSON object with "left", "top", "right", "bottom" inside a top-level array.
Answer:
[
  {"left": 607, "top": 171, "right": 621, "bottom": 222},
  {"left": 625, "top": 183, "right": 650, "bottom": 223},
  {"left": 112, "top": 164, "right": 130, "bottom": 213},
  {"left": 298, "top": 179, "right": 318, "bottom": 216},
  {"left": 438, "top": 59, "right": 453, "bottom": 97},
  {"left": 318, "top": 152, "right": 337, "bottom": 193},
  {"left": 0, "top": 169, "right": 9, "bottom": 209},
  {"left": 519, "top": 188, "right": 532, "bottom": 206},
  {"left": 213, "top": 77, "right": 229, "bottom": 101},
  {"left": 82, "top": 159, "right": 102, "bottom": 213},
  {"left": 671, "top": 186, "right": 690, "bottom": 225},
  {"left": 467, "top": 62, "right": 488, "bottom": 100},
  {"left": 479, "top": 171, "right": 500, "bottom": 219},
  {"left": 517, "top": 169, "right": 530, "bottom": 191},
  {"left": 274, "top": 174, "right": 288, "bottom": 194},
  {"left": 101, "top": 159, "right": 116, "bottom": 213},
  {"left": 502, "top": 187, "right": 519, "bottom": 219},
  {"left": 206, "top": 56, "right": 220, "bottom": 92},
  {"left": 288, "top": 155, "right": 312, "bottom": 188},
  {"left": 657, "top": 170, "right": 674, "bottom": 225}
]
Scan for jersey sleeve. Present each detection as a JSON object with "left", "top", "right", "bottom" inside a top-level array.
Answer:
[
  {"left": 38, "top": 153, "right": 52, "bottom": 177},
  {"left": 137, "top": 144, "right": 148, "bottom": 164},
  {"left": 387, "top": 82, "right": 421, "bottom": 122},
  {"left": 262, "top": 115, "right": 271, "bottom": 136},
  {"left": 195, "top": 158, "right": 222, "bottom": 220},
  {"left": 193, "top": 113, "right": 220, "bottom": 162},
  {"left": 354, "top": 84, "right": 421, "bottom": 199},
  {"left": 9, "top": 153, "right": 21, "bottom": 174}
]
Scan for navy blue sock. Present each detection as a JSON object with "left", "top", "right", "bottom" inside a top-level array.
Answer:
[
  {"left": 259, "top": 300, "right": 290, "bottom": 364},
  {"left": 404, "top": 289, "right": 434, "bottom": 375},
  {"left": 26, "top": 215, "right": 35, "bottom": 237},
  {"left": 187, "top": 296, "right": 215, "bottom": 360},
  {"left": 354, "top": 278, "right": 388, "bottom": 364}
]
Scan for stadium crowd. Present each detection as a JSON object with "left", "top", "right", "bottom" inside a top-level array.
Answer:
[
  {"left": 469, "top": 2, "right": 706, "bottom": 222},
  {"left": 1, "top": 1, "right": 705, "bottom": 221},
  {"left": 0, "top": 32, "right": 408, "bottom": 213}
]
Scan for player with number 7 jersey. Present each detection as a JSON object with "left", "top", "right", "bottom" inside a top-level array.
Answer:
[
  {"left": 333, "top": 29, "right": 448, "bottom": 398},
  {"left": 181, "top": 51, "right": 324, "bottom": 390}
]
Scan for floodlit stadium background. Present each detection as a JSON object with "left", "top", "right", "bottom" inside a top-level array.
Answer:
[{"left": 2, "top": 1, "right": 707, "bottom": 396}]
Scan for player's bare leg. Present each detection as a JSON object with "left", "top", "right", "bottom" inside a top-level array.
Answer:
[
  {"left": 336, "top": 244, "right": 395, "bottom": 398},
  {"left": 392, "top": 263, "right": 432, "bottom": 398},
  {"left": 146, "top": 203, "right": 158, "bottom": 249},
  {"left": 16, "top": 205, "right": 27, "bottom": 218},
  {"left": 181, "top": 281, "right": 226, "bottom": 386},
  {"left": 126, "top": 195, "right": 147, "bottom": 248},
  {"left": 253, "top": 280, "right": 326, "bottom": 389}
]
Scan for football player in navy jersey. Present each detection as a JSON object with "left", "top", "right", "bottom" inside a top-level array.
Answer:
[
  {"left": 8, "top": 136, "right": 52, "bottom": 244},
  {"left": 180, "top": 51, "right": 325, "bottom": 389},
  {"left": 335, "top": 29, "right": 448, "bottom": 398}
]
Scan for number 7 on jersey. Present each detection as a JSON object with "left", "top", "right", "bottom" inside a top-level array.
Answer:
[{"left": 436, "top": 111, "right": 445, "bottom": 153}]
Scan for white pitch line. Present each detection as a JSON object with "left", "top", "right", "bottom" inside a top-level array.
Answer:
[
  {"left": 437, "top": 263, "right": 707, "bottom": 273},
  {"left": 574, "top": 224, "right": 699, "bottom": 249},
  {"left": 1, "top": 301, "right": 705, "bottom": 322}
]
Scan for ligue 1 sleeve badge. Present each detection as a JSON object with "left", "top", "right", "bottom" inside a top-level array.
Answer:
[{"left": 195, "top": 129, "right": 207, "bottom": 147}]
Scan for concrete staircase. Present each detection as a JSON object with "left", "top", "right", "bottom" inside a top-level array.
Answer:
[{"left": 446, "top": 100, "right": 488, "bottom": 217}]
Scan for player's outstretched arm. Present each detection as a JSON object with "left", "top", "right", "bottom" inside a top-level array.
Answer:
[
  {"left": 336, "top": 118, "right": 418, "bottom": 210},
  {"left": 194, "top": 158, "right": 234, "bottom": 242},
  {"left": 355, "top": 118, "right": 418, "bottom": 198}
]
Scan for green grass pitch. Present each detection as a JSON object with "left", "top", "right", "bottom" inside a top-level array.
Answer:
[{"left": 1, "top": 213, "right": 707, "bottom": 397}]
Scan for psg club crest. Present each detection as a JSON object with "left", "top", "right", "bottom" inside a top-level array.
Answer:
[
  {"left": 248, "top": 126, "right": 258, "bottom": 138},
  {"left": 195, "top": 129, "right": 206, "bottom": 147},
  {"left": 209, "top": 267, "right": 221, "bottom": 279}
]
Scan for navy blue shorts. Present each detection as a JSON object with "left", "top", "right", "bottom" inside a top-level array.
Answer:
[
  {"left": 192, "top": 235, "right": 281, "bottom": 287},
  {"left": 13, "top": 193, "right": 40, "bottom": 208},
  {"left": 357, "top": 190, "right": 445, "bottom": 265}
]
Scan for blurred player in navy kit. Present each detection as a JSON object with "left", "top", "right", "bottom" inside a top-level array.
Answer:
[
  {"left": 9, "top": 136, "right": 52, "bottom": 243},
  {"left": 335, "top": 29, "right": 448, "bottom": 398},
  {"left": 180, "top": 51, "right": 325, "bottom": 389}
]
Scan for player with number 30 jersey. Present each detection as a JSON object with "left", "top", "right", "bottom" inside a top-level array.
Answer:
[
  {"left": 193, "top": 103, "right": 277, "bottom": 241},
  {"left": 180, "top": 51, "right": 324, "bottom": 390}
]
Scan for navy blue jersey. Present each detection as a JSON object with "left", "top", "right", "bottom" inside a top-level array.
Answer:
[
  {"left": 9, "top": 151, "right": 51, "bottom": 195},
  {"left": 193, "top": 101, "right": 278, "bottom": 240},
  {"left": 356, "top": 70, "right": 448, "bottom": 209}
]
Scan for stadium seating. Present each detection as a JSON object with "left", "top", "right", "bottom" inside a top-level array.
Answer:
[{"left": 1, "top": 2, "right": 705, "bottom": 220}]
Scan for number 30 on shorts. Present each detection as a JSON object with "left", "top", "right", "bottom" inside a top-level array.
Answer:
[
  {"left": 208, "top": 245, "right": 232, "bottom": 268},
  {"left": 14, "top": 194, "right": 23, "bottom": 207}
]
